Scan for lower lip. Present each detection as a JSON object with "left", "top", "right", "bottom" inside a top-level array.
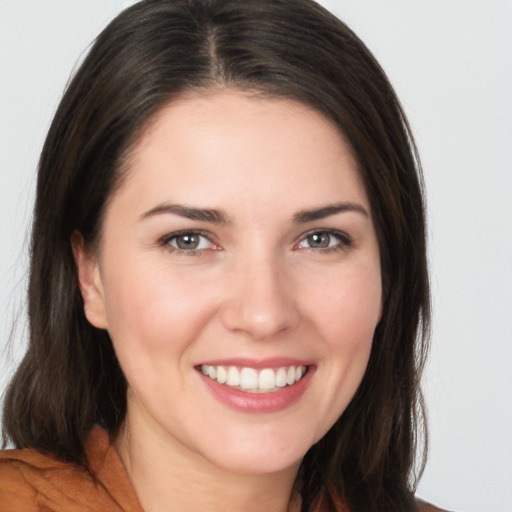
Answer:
[{"left": 199, "top": 367, "right": 314, "bottom": 413}]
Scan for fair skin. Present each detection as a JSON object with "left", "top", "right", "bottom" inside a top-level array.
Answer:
[{"left": 73, "top": 90, "right": 382, "bottom": 512}]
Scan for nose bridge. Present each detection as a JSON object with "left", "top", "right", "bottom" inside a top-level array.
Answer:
[{"left": 221, "top": 242, "right": 299, "bottom": 339}]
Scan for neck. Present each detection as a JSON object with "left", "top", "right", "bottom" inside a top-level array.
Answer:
[{"left": 115, "top": 407, "right": 302, "bottom": 512}]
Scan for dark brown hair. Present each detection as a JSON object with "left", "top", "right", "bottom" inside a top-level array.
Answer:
[{"left": 2, "top": 1, "right": 430, "bottom": 510}]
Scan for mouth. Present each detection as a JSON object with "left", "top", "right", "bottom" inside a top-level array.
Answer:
[{"left": 198, "top": 364, "right": 308, "bottom": 394}]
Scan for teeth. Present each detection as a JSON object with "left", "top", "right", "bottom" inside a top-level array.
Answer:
[
  {"left": 227, "top": 366, "right": 240, "bottom": 386},
  {"left": 200, "top": 364, "right": 308, "bottom": 392},
  {"left": 275, "top": 367, "right": 287, "bottom": 387},
  {"left": 240, "top": 368, "right": 258, "bottom": 390},
  {"left": 259, "top": 368, "right": 276, "bottom": 390},
  {"left": 216, "top": 366, "right": 228, "bottom": 384}
]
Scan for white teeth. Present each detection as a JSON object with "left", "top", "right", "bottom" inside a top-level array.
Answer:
[
  {"left": 207, "top": 366, "right": 217, "bottom": 379},
  {"left": 275, "top": 367, "right": 287, "bottom": 387},
  {"left": 200, "top": 364, "right": 308, "bottom": 392},
  {"left": 240, "top": 368, "right": 258, "bottom": 390},
  {"left": 216, "top": 366, "right": 227, "bottom": 384},
  {"left": 258, "top": 368, "right": 276, "bottom": 390},
  {"left": 227, "top": 366, "right": 240, "bottom": 386}
]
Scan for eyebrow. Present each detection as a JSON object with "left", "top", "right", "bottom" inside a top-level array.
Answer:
[
  {"left": 293, "top": 202, "right": 369, "bottom": 223},
  {"left": 139, "top": 203, "right": 230, "bottom": 224},
  {"left": 139, "top": 201, "right": 368, "bottom": 225}
]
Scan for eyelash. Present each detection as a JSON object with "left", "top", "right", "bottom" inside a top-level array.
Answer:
[{"left": 158, "top": 229, "right": 353, "bottom": 255}]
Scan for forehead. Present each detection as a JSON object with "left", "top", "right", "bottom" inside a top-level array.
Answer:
[{"left": 113, "top": 90, "right": 369, "bottom": 218}]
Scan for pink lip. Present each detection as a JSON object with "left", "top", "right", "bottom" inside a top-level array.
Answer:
[{"left": 197, "top": 363, "right": 315, "bottom": 414}]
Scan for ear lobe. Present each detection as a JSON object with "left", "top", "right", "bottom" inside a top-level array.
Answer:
[{"left": 71, "top": 231, "right": 109, "bottom": 329}]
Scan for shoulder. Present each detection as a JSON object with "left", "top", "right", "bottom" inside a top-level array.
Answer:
[
  {"left": 0, "top": 447, "right": 86, "bottom": 511},
  {"left": 0, "top": 431, "right": 131, "bottom": 511},
  {"left": 0, "top": 445, "right": 71, "bottom": 469}
]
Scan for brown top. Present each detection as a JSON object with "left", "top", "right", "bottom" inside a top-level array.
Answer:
[
  {"left": 0, "top": 427, "right": 450, "bottom": 511},
  {"left": 0, "top": 427, "right": 142, "bottom": 512}
]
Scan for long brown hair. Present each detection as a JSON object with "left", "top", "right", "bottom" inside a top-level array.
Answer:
[{"left": 2, "top": 1, "right": 430, "bottom": 510}]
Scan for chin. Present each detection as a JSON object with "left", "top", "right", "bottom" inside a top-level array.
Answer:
[{"left": 196, "top": 426, "right": 316, "bottom": 476}]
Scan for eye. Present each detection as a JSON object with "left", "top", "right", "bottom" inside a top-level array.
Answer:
[
  {"left": 161, "top": 231, "right": 216, "bottom": 252},
  {"left": 297, "top": 230, "right": 351, "bottom": 251}
]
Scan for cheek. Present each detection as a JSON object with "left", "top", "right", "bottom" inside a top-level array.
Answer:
[
  {"left": 100, "top": 259, "right": 221, "bottom": 357},
  {"left": 310, "top": 264, "right": 382, "bottom": 346},
  {"left": 305, "top": 263, "right": 381, "bottom": 424},
  {"left": 98, "top": 264, "right": 206, "bottom": 399}
]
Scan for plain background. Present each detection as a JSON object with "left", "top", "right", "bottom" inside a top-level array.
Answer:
[{"left": 1, "top": 2, "right": 511, "bottom": 511}]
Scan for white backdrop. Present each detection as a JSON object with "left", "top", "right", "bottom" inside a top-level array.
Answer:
[{"left": 1, "top": 2, "right": 511, "bottom": 511}]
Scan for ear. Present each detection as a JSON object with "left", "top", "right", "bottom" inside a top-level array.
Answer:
[{"left": 71, "top": 231, "right": 109, "bottom": 329}]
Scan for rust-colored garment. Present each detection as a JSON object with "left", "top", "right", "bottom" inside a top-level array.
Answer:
[
  {"left": 0, "top": 427, "right": 449, "bottom": 511},
  {"left": 0, "top": 427, "right": 142, "bottom": 511}
]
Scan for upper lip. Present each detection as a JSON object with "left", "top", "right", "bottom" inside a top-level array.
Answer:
[{"left": 196, "top": 357, "right": 313, "bottom": 369}]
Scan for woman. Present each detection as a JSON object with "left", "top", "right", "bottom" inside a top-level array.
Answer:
[{"left": 0, "top": 0, "right": 444, "bottom": 510}]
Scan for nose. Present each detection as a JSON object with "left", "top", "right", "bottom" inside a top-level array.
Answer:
[{"left": 220, "top": 252, "right": 300, "bottom": 340}]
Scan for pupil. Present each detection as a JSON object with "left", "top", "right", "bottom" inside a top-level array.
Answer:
[
  {"left": 177, "top": 234, "right": 198, "bottom": 250},
  {"left": 309, "top": 232, "right": 329, "bottom": 248}
]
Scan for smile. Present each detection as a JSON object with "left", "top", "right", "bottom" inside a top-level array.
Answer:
[{"left": 199, "top": 364, "right": 308, "bottom": 393}]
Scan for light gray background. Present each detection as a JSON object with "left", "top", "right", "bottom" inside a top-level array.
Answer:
[{"left": 1, "top": 2, "right": 511, "bottom": 511}]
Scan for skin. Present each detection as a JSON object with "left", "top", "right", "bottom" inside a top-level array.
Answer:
[{"left": 73, "top": 90, "right": 382, "bottom": 512}]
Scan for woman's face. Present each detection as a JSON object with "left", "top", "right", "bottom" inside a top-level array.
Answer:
[{"left": 76, "top": 90, "right": 382, "bottom": 475}]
